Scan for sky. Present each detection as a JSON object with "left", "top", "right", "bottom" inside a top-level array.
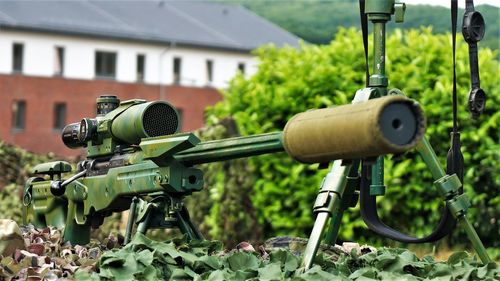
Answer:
[{"left": 404, "top": 0, "right": 500, "bottom": 8}]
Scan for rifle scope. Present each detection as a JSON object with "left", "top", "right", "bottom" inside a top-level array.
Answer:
[{"left": 62, "top": 97, "right": 180, "bottom": 148}]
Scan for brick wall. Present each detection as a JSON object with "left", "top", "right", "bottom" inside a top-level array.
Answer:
[{"left": 0, "top": 74, "right": 222, "bottom": 157}]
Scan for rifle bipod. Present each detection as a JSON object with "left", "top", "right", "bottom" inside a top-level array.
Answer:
[
  {"left": 124, "top": 194, "right": 203, "bottom": 244},
  {"left": 300, "top": 136, "right": 491, "bottom": 270}
]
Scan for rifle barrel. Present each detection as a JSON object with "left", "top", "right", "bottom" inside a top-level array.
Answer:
[{"left": 175, "top": 132, "right": 284, "bottom": 165}]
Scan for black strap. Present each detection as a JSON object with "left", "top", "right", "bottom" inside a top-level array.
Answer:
[
  {"left": 447, "top": 0, "right": 465, "bottom": 186},
  {"left": 357, "top": 0, "right": 457, "bottom": 243},
  {"left": 360, "top": 165, "right": 456, "bottom": 243},
  {"left": 359, "top": 0, "right": 369, "bottom": 87},
  {"left": 451, "top": 0, "right": 458, "bottom": 135}
]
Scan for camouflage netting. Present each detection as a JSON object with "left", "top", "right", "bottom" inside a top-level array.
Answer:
[
  {"left": 0, "top": 221, "right": 119, "bottom": 280},
  {"left": 0, "top": 220, "right": 498, "bottom": 281}
]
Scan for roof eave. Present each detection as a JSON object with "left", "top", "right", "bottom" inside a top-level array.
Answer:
[{"left": 0, "top": 24, "right": 255, "bottom": 53}]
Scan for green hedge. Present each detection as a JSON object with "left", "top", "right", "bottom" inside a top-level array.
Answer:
[{"left": 191, "top": 28, "right": 499, "bottom": 250}]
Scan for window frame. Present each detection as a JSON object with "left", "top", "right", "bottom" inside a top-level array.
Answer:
[
  {"left": 54, "top": 46, "right": 65, "bottom": 76},
  {"left": 173, "top": 57, "right": 182, "bottom": 84},
  {"left": 53, "top": 102, "right": 67, "bottom": 131},
  {"left": 12, "top": 100, "right": 26, "bottom": 131},
  {"left": 95, "top": 51, "right": 117, "bottom": 79},
  {"left": 136, "top": 54, "right": 146, "bottom": 82},
  {"left": 237, "top": 62, "right": 246, "bottom": 75},
  {"left": 12, "top": 43, "right": 24, "bottom": 73},
  {"left": 206, "top": 59, "right": 214, "bottom": 84}
]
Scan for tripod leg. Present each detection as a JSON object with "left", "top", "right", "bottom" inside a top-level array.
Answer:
[
  {"left": 324, "top": 212, "right": 343, "bottom": 246},
  {"left": 416, "top": 137, "right": 491, "bottom": 263},
  {"left": 136, "top": 208, "right": 152, "bottom": 235},
  {"left": 324, "top": 161, "right": 360, "bottom": 245},
  {"left": 124, "top": 197, "right": 139, "bottom": 244},
  {"left": 176, "top": 209, "right": 198, "bottom": 240},
  {"left": 301, "top": 160, "right": 353, "bottom": 270},
  {"left": 177, "top": 206, "right": 204, "bottom": 240}
]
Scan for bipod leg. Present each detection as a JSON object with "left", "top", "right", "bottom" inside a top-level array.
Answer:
[
  {"left": 136, "top": 206, "right": 153, "bottom": 235},
  {"left": 416, "top": 138, "right": 491, "bottom": 263},
  {"left": 124, "top": 197, "right": 139, "bottom": 244},
  {"left": 176, "top": 206, "right": 203, "bottom": 240},
  {"left": 301, "top": 160, "right": 353, "bottom": 270},
  {"left": 180, "top": 206, "right": 204, "bottom": 240},
  {"left": 324, "top": 161, "right": 360, "bottom": 245}
]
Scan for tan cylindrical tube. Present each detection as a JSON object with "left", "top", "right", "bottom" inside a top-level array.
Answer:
[{"left": 283, "top": 96, "right": 425, "bottom": 163}]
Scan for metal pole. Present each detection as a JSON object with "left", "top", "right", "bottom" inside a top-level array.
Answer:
[
  {"left": 417, "top": 137, "right": 491, "bottom": 263},
  {"left": 124, "top": 197, "right": 139, "bottom": 244},
  {"left": 324, "top": 161, "right": 360, "bottom": 245},
  {"left": 301, "top": 161, "right": 352, "bottom": 270},
  {"left": 459, "top": 216, "right": 492, "bottom": 263}
]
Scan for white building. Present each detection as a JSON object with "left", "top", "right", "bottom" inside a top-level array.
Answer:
[{"left": 0, "top": 0, "right": 300, "bottom": 89}]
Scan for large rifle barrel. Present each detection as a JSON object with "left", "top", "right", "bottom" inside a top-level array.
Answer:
[{"left": 175, "top": 132, "right": 285, "bottom": 165}]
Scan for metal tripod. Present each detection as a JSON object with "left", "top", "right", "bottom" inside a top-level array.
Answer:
[{"left": 301, "top": 0, "right": 491, "bottom": 270}]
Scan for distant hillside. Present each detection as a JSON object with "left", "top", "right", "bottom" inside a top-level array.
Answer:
[{"left": 223, "top": 0, "right": 499, "bottom": 51}]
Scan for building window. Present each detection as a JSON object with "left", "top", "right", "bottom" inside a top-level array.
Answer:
[
  {"left": 238, "top": 62, "right": 245, "bottom": 75},
  {"left": 137, "top": 54, "right": 145, "bottom": 82},
  {"left": 206, "top": 59, "right": 213, "bottom": 83},
  {"left": 12, "top": 43, "right": 24, "bottom": 73},
  {"left": 54, "top": 46, "right": 65, "bottom": 76},
  {"left": 53, "top": 103, "right": 66, "bottom": 130},
  {"left": 173, "top": 57, "right": 182, "bottom": 84},
  {"left": 12, "top": 100, "right": 26, "bottom": 130},
  {"left": 95, "top": 51, "right": 117, "bottom": 78}
]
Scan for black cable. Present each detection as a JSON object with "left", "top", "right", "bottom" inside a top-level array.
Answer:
[{"left": 447, "top": 0, "right": 465, "bottom": 187}]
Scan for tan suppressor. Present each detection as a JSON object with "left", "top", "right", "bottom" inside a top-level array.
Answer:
[{"left": 283, "top": 96, "right": 425, "bottom": 163}]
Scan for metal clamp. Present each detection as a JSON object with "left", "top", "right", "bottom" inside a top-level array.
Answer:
[
  {"left": 434, "top": 174, "right": 461, "bottom": 198},
  {"left": 448, "top": 194, "right": 471, "bottom": 218}
]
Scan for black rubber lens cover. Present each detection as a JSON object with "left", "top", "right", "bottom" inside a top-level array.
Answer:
[{"left": 462, "top": 11, "right": 485, "bottom": 43}]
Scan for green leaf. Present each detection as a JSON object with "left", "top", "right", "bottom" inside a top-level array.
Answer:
[
  {"left": 227, "top": 252, "right": 260, "bottom": 271},
  {"left": 446, "top": 251, "right": 469, "bottom": 265},
  {"left": 258, "top": 263, "right": 282, "bottom": 280}
]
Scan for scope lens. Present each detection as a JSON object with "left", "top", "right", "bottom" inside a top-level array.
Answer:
[
  {"left": 142, "top": 102, "right": 179, "bottom": 136},
  {"left": 78, "top": 118, "right": 97, "bottom": 143},
  {"left": 62, "top": 122, "right": 86, "bottom": 149}
]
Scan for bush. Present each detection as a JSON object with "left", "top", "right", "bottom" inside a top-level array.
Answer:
[
  {"left": 193, "top": 28, "right": 499, "bottom": 250},
  {"left": 0, "top": 142, "right": 56, "bottom": 223}
]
